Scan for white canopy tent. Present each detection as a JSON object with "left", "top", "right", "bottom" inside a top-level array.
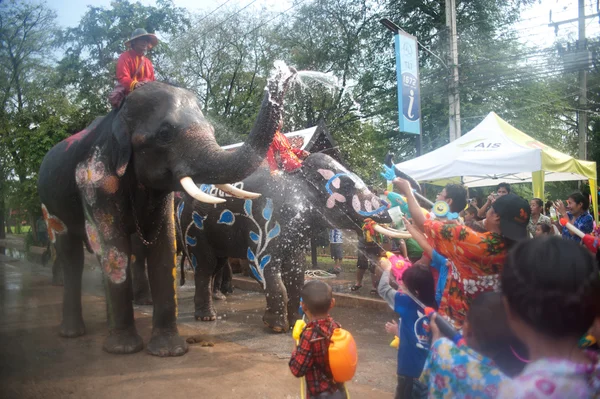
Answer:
[{"left": 395, "top": 112, "right": 598, "bottom": 222}]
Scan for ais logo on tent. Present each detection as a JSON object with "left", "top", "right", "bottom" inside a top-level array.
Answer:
[{"left": 459, "top": 139, "right": 502, "bottom": 151}]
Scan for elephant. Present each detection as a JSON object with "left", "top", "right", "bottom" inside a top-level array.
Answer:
[
  {"left": 176, "top": 152, "right": 409, "bottom": 332},
  {"left": 37, "top": 63, "right": 297, "bottom": 356}
]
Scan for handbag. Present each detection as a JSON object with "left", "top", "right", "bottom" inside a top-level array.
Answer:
[{"left": 109, "top": 56, "right": 145, "bottom": 108}]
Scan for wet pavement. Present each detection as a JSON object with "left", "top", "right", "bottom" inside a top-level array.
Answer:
[{"left": 0, "top": 248, "right": 398, "bottom": 398}]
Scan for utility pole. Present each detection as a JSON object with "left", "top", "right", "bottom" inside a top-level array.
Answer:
[
  {"left": 548, "top": 1, "right": 599, "bottom": 160},
  {"left": 446, "top": 0, "right": 461, "bottom": 142},
  {"left": 577, "top": 0, "right": 588, "bottom": 160}
]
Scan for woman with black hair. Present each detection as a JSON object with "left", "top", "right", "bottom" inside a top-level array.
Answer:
[
  {"left": 421, "top": 292, "right": 527, "bottom": 398},
  {"left": 499, "top": 237, "right": 600, "bottom": 398},
  {"left": 554, "top": 192, "right": 593, "bottom": 243}
]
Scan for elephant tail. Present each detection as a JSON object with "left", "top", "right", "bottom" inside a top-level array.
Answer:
[{"left": 179, "top": 253, "right": 186, "bottom": 286}]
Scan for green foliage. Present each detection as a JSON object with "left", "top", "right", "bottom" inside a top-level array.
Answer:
[{"left": 58, "top": 0, "right": 190, "bottom": 116}]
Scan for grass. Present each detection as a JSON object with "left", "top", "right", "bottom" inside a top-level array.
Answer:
[{"left": 7, "top": 225, "right": 31, "bottom": 234}]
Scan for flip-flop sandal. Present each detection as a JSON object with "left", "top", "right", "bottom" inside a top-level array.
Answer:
[
  {"left": 350, "top": 284, "right": 362, "bottom": 291},
  {"left": 370, "top": 289, "right": 378, "bottom": 296}
]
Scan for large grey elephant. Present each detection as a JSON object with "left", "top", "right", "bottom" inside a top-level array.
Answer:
[
  {"left": 37, "top": 64, "right": 296, "bottom": 356},
  {"left": 176, "top": 153, "right": 408, "bottom": 332}
]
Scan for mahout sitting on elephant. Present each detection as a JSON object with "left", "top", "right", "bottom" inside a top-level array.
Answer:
[
  {"left": 176, "top": 152, "right": 409, "bottom": 332},
  {"left": 37, "top": 62, "right": 297, "bottom": 356}
]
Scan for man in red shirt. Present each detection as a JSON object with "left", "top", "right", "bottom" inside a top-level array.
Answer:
[{"left": 116, "top": 28, "right": 157, "bottom": 95}]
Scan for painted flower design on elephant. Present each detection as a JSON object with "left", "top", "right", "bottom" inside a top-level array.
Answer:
[
  {"left": 75, "top": 147, "right": 107, "bottom": 205},
  {"left": 317, "top": 168, "right": 387, "bottom": 216},
  {"left": 41, "top": 203, "right": 67, "bottom": 243},
  {"left": 85, "top": 221, "right": 102, "bottom": 255},
  {"left": 93, "top": 209, "right": 114, "bottom": 239},
  {"left": 101, "top": 247, "right": 128, "bottom": 284}
]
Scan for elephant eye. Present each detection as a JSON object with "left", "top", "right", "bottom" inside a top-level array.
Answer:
[{"left": 157, "top": 128, "right": 173, "bottom": 142}]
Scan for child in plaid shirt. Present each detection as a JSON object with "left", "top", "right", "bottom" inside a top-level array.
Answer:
[{"left": 289, "top": 280, "right": 347, "bottom": 399}]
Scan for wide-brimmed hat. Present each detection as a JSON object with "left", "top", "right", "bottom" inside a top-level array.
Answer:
[
  {"left": 124, "top": 28, "right": 158, "bottom": 49},
  {"left": 492, "top": 193, "right": 531, "bottom": 241}
]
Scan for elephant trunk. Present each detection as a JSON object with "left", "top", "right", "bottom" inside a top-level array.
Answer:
[{"left": 185, "top": 62, "right": 295, "bottom": 186}]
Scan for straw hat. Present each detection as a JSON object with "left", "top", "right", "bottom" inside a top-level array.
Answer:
[{"left": 124, "top": 28, "right": 158, "bottom": 49}]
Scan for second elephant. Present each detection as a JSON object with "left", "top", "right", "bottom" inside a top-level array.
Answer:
[{"left": 177, "top": 152, "right": 405, "bottom": 332}]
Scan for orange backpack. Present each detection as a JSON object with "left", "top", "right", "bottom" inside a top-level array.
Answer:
[{"left": 314, "top": 325, "right": 358, "bottom": 383}]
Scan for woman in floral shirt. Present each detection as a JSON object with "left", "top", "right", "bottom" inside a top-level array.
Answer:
[
  {"left": 555, "top": 192, "right": 594, "bottom": 243},
  {"left": 499, "top": 237, "right": 600, "bottom": 398},
  {"left": 394, "top": 177, "right": 531, "bottom": 329},
  {"left": 421, "top": 292, "right": 525, "bottom": 398}
]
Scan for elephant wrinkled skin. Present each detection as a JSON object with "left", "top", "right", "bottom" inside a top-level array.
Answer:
[
  {"left": 177, "top": 153, "right": 393, "bottom": 332},
  {"left": 37, "top": 64, "right": 296, "bottom": 356}
]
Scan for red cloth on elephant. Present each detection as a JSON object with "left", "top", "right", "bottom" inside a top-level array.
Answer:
[
  {"left": 116, "top": 49, "right": 155, "bottom": 94},
  {"left": 266, "top": 131, "right": 305, "bottom": 174}
]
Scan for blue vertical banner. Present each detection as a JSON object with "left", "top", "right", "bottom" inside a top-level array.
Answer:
[{"left": 394, "top": 32, "right": 421, "bottom": 135}]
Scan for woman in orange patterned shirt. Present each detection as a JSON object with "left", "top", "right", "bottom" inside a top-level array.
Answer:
[{"left": 393, "top": 178, "right": 530, "bottom": 329}]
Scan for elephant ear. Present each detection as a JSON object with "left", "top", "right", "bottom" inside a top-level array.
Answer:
[{"left": 111, "top": 111, "right": 132, "bottom": 177}]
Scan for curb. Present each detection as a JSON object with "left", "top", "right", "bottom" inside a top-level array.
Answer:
[
  {"left": 229, "top": 276, "right": 390, "bottom": 312},
  {"left": 1, "top": 238, "right": 389, "bottom": 312}
]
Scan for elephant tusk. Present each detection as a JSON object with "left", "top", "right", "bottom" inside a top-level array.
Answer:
[
  {"left": 215, "top": 184, "right": 261, "bottom": 200},
  {"left": 180, "top": 177, "right": 226, "bottom": 204},
  {"left": 373, "top": 224, "right": 412, "bottom": 239}
]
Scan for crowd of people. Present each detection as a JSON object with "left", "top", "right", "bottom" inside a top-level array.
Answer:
[{"left": 290, "top": 179, "right": 600, "bottom": 399}]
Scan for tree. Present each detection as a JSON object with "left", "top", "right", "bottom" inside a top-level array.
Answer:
[
  {"left": 57, "top": 0, "right": 190, "bottom": 121},
  {"left": 0, "top": 0, "right": 65, "bottom": 238}
]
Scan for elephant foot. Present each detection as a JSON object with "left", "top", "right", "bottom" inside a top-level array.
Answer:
[
  {"left": 147, "top": 328, "right": 188, "bottom": 357},
  {"left": 263, "top": 310, "right": 289, "bottom": 333},
  {"left": 133, "top": 296, "right": 153, "bottom": 306},
  {"left": 212, "top": 291, "right": 226, "bottom": 301},
  {"left": 194, "top": 307, "right": 217, "bottom": 322},
  {"left": 103, "top": 327, "right": 144, "bottom": 354},
  {"left": 59, "top": 318, "right": 86, "bottom": 338}
]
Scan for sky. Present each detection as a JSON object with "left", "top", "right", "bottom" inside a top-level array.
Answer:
[
  {"left": 45, "top": 0, "right": 599, "bottom": 47},
  {"left": 45, "top": 0, "right": 292, "bottom": 29}
]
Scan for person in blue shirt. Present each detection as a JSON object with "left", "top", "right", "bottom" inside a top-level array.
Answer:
[
  {"left": 379, "top": 257, "right": 436, "bottom": 399},
  {"left": 554, "top": 192, "right": 594, "bottom": 243},
  {"left": 403, "top": 217, "right": 449, "bottom": 306}
]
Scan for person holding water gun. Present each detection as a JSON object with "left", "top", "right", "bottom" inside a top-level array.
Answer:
[
  {"left": 289, "top": 281, "right": 350, "bottom": 399},
  {"left": 378, "top": 256, "right": 436, "bottom": 398},
  {"left": 392, "top": 177, "right": 530, "bottom": 329},
  {"left": 421, "top": 292, "right": 527, "bottom": 398}
]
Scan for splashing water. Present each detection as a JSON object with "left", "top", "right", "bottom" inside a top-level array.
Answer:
[{"left": 295, "top": 70, "right": 364, "bottom": 122}]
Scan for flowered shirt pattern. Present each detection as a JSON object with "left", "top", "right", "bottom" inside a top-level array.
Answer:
[
  {"left": 498, "top": 351, "right": 600, "bottom": 398},
  {"left": 423, "top": 220, "right": 506, "bottom": 329},
  {"left": 562, "top": 211, "right": 594, "bottom": 243},
  {"left": 527, "top": 214, "right": 552, "bottom": 237},
  {"left": 421, "top": 338, "right": 507, "bottom": 399}
]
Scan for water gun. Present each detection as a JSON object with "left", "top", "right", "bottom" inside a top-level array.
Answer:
[
  {"left": 292, "top": 318, "right": 307, "bottom": 398},
  {"left": 401, "top": 287, "right": 466, "bottom": 347},
  {"left": 384, "top": 251, "right": 412, "bottom": 285},
  {"left": 559, "top": 218, "right": 599, "bottom": 254},
  {"left": 431, "top": 201, "right": 460, "bottom": 221},
  {"left": 385, "top": 191, "right": 411, "bottom": 218},
  {"left": 579, "top": 334, "right": 597, "bottom": 348}
]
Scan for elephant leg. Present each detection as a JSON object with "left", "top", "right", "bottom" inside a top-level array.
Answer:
[
  {"left": 282, "top": 253, "right": 305, "bottom": 328},
  {"left": 145, "top": 202, "right": 188, "bottom": 357},
  {"left": 221, "top": 259, "right": 234, "bottom": 294},
  {"left": 262, "top": 260, "right": 289, "bottom": 333},
  {"left": 212, "top": 258, "right": 226, "bottom": 301},
  {"left": 130, "top": 235, "right": 152, "bottom": 305},
  {"left": 51, "top": 243, "right": 64, "bottom": 286},
  {"left": 102, "top": 242, "right": 144, "bottom": 355},
  {"left": 194, "top": 252, "right": 217, "bottom": 321},
  {"left": 57, "top": 233, "right": 85, "bottom": 337}
]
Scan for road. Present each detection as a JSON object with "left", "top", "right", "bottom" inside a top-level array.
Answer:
[{"left": 0, "top": 252, "right": 398, "bottom": 398}]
